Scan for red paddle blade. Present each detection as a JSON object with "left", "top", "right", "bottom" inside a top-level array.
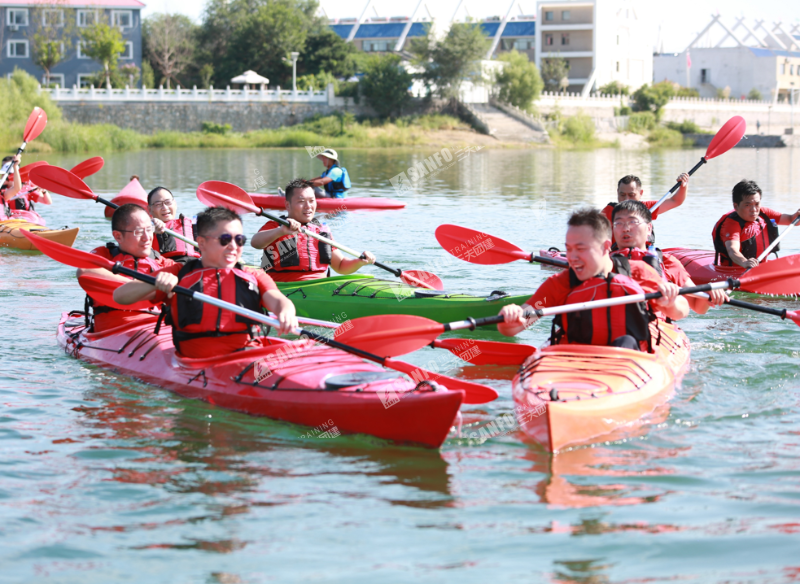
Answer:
[
  {"left": 435, "top": 224, "right": 530, "bottom": 265},
  {"left": 705, "top": 116, "right": 746, "bottom": 160},
  {"left": 29, "top": 166, "right": 95, "bottom": 201},
  {"left": 400, "top": 269, "right": 444, "bottom": 290},
  {"left": 433, "top": 338, "right": 535, "bottom": 366},
  {"left": 738, "top": 255, "right": 800, "bottom": 295},
  {"left": 197, "top": 180, "right": 259, "bottom": 215},
  {"left": 335, "top": 315, "right": 444, "bottom": 357},
  {"left": 78, "top": 274, "right": 158, "bottom": 311},
  {"left": 70, "top": 156, "right": 104, "bottom": 179},
  {"left": 23, "top": 107, "right": 48, "bottom": 143},
  {"left": 22, "top": 231, "right": 114, "bottom": 270},
  {"left": 383, "top": 357, "right": 499, "bottom": 404},
  {"left": 787, "top": 311, "right": 800, "bottom": 327},
  {"left": 19, "top": 161, "right": 49, "bottom": 183}
]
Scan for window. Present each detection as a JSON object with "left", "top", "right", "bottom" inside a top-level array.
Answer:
[
  {"left": 76, "top": 41, "right": 90, "bottom": 59},
  {"left": 562, "top": 10, "right": 571, "bottom": 20},
  {"left": 111, "top": 10, "right": 133, "bottom": 29},
  {"left": 7, "top": 40, "right": 28, "bottom": 58},
  {"left": 513, "top": 39, "right": 530, "bottom": 51},
  {"left": 364, "top": 40, "right": 389, "bottom": 51},
  {"left": 616, "top": 61, "right": 620, "bottom": 72},
  {"left": 617, "top": 35, "right": 620, "bottom": 45},
  {"left": 544, "top": 33, "right": 554, "bottom": 46},
  {"left": 781, "top": 64, "right": 786, "bottom": 74},
  {"left": 77, "top": 10, "right": 98, "bottom": 27},
  {"left": 120, "top": 42, "right": 133, "bottom": 59},
  {"left": 792, "top": 65, "right": 796, "bottom": 75},
  {"left": 42, "top": 73, "right": 65, "bottom": 88},
  {"left": 77, "top": 74, "right": 94, "bottom": 88},
  {"left": 561, "top": 33, "right": 570, "bottom": 46},
  {"left": 42, "top": 9, "right": 64, "bottom": 27},
  {"left": 7, "top": 9, "right": 29, "bottom": 26},
  {"left": 545, "top": 11, "right": 553, "bottom": 21},
  {"left": 701, "top": 68, "right": 710, "bottom": 83}
]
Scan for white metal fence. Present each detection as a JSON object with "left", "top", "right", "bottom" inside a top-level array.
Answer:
[{"left": 42, "top": 84, "right": 332, "bottom": 103}]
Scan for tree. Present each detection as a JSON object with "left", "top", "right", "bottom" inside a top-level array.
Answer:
[
  {"left": 301, "top": 27, "right": 357, "bottom": 79},
  {"left": 598, "top": 80, "right": 629, "bottom": 96},
  {"left": 360, "top": 54, "right": 412, "bottom": 118},
  {"left": 748, "top": 88, "right": 763, "bottom": 101},
  {"left": 632, "top": 81, "right": 674, "bottom": 119},
  {"left": 199, "top": 64, "right": 214, "bottom": 88},
  {"left": 540, "top": 57, "right": 569, "bottom": 92},
  {"left": 26, "top": 1, "right": 76, "bottom": 87},
  {"left": 80, "top": 22, "right": 126, "bottom": 88},
  {"left": 494, "top": 50, "right": 543, "bottom": 109},
  {"left": 410, "top": 22, "right": 490, "bottom": 99},
  {"left": 143, "top": 13, "right": 197, "bottom": 89}
]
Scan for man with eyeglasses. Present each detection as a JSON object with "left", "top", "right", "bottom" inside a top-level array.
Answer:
[
  {"left": 148, "top": 186, "right": 201, "bottom": 263},
  {"left": 77, "top": 204, "right": 177, "bottom": 333},
  {"left": 611, "top": 200, "right": 726, "bottom": 314},
  {"left": 114, "top": 206, "right": 297, "bottom": 359}
]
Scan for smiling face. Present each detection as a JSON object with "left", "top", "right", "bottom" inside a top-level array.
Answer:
[
  {"left": 617, "top": 181, "right": 644, "bottom": 202},
  {"left": 565, "top": 225, "right": 611, "bottom": 281},
  {"left": 285, "top": 186, "right": 317, "bottom": 223},
  {"left": 734, "top": 193, "right": 762, "bottom": 223},
  {"left": 148, "top": 188, "right": 177, "bottom": 221},
  {"left": 612, "top": 210, "right": 651, "bottom": 250},
  {"left": 197, "top": 219, "right": 244, "bottom": 269},
  {"left": 112, "top": 208, "right": 154, "bottom": 258}
]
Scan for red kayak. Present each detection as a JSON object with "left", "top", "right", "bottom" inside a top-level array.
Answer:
[
  {"left": 250, "top": 193, "right": 405, "bottom": 212},
  {"left": 57, "top": 312, "right": 462, "bottom": 448},
  {"left": 662, "top": 248, "right": 747, "bottom": 285}
]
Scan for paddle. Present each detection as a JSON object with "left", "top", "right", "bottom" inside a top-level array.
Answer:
[
  {"left": 29, "top": 165, "right": 199, "bottom": 249},
  {"left": 24, "top": 231, "right": 497, "bottom": 404},
  {"left": 19, "top": 161, "right": 49, "bottom": 183},
  {"left": 70, "top": 156, "right": 104, "bottom": 180},
  {"left": 650, "top": 115, "right": 747, "bottom": 213},
  {"left": 435, "top": 224, "right": 569, "bottom": 268},
  {"left": 335, "top": 258, "right": 800, "bottom": 356},
  {"left": 196, "top": 180, "right": 444, "bottom": 290},
  {"left": 0, "top": 107, "right": 48, "bottom": 187},
  {"left": 754, "top": 214, "right": 800, "bottom": 264}
]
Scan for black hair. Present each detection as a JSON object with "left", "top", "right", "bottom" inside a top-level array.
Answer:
[
  {"left": 284, "top": 178, "right": 314, "bottom": 202},
  {"left": 611, "top": 200, "right": 652, "bottom": 223},
  {"left": 111, "top": 203, "right": 150, "bottom": 233},
  {"left": 568, "top": 207, "right": 611, "bottom": 241},
  {"left": 617, "top": 175, "right": 642, "bottom": 190},
  {"left": 147, "top": 186, "right": 173, "bottom": 205},
  {"left": 196, "top": 206, "right": 241, "bottom": 237},
  {"left": 2, "top": 156, "right": 13, "bottom": 164},
  {"left": 732, "top": 180, "right": 762, "bottom": 205}
]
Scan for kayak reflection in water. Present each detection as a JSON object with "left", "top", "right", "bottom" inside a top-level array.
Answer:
[
  {"left": 250, "top": 178, "right": 375, "bottom": 283},
  {"left": 114, "top": 206, "right": 298, "bottom": 359},
  {"left": 309, "top": 148, "right": 350, "bottom": 199},
  {"left": 498, "top": 208, "right": 688, "bottom": 352},
  {"left": 147, "top": 186, "right": 201, "bottom": 264}
]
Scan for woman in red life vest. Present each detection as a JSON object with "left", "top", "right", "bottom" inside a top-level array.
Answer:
[
  {"left": 1, "top": 155, "right": 52, "bottom": 213},
  {"left": 148, "top": 186, "right": 201, "bottom": 264},
  {"left": 712, "top": 180, "right": 800, "bottom": 269},
  {"left": 114, "top": 206, "right": 297, "bottom": 359},
  {"left": 498, "top": 208, "right": 688, "bottom": 351},
  {"left": 1, "top": 155, "right": 23, "bottom": 211},
  {"left": 77, "top": 204, "right": 177, "bottom": 332},
  {"left": 611, "top": 200, "right": 727, "bottom": 314},
  {"left": 250, "top": 178, "right": 376, "bottom": 282}
]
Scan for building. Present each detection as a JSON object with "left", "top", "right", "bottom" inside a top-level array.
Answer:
[
  {"left": 1, "top": 0, "right": 144, "bottom": 88},
  {"left": 654, "top": 16, "right": 800, "bottom": 102}
]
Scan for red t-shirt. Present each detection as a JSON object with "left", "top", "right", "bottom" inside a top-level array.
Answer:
[
  {"left": 661, "top": 252, "right": 690, "bottom": 287},
  {"left": 89, "top": 247, "right": 176, "bottom": 332},
  {"left": 154, "top": 263, "right": 278, "bottom": 358},
  {"left": 713, "top": 207, "right": 781, "bottom": 245}
]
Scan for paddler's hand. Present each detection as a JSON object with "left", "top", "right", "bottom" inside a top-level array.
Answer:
[
  {"left": 707, "top": 288, "right": 728, "bottom": 306},
  {"left": 358, "top": 251, "right": 376, "bottom": 265},
  {"left": 276, "top": 305, "right": 298, "bottom": 336},
  {"left": 741, "top": 257, "right": 759, "bottom": 269},
  {"left": 500, "top": 304, "right": 527, "bottom": 325},
  {"left": 676, "top": 172, "right": 689, "bottom": 187},
  {"left": 654, "top": 281, "right": 680, "bottom": 308},
  {"left": 152, "top": 218, "right": 166, "bottom": 234},
  {"left": 282, "top": 219, "right": 302, "bottom": 234},
  {"left": 153, "top": 272, "right": 178, "bottom": 298},
  {"left": 11, "top": 154, "right": 21, "bottom": 167}
]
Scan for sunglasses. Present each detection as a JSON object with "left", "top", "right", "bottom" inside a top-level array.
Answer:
[{"left": 217, "top": 233, "right": 247, "bottom": 247}]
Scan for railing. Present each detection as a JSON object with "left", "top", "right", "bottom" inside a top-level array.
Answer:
[
  {"left": 538, "top": 90, "right": 775, "bottom": 106},
  {"left": 41, "top": 84, "right": 332, "bottom": 103}
]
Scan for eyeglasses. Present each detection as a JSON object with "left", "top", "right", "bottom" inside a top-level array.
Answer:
[
  {"left": 149, "top": 198, "right": 175, "bottom": 208},
  {"left": 119, "top": 226, "right": 155, "bottom": 238},
  {"left": 613, "top": 219, "right": 645, "bottom": 228},
  {"left": 217, "top": 233, "right": 247, "bottom": 247}
]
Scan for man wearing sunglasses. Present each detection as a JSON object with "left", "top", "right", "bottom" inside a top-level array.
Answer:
[
  {"left": 77, "top": 204, "right": 177, "bottom": 332},
  {"left": 115, "top": 206, "right": 298, "bottom": 359}
]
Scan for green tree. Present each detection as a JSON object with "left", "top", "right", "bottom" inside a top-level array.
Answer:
[
  {"left": 360, "top": 54, "right": 412, "bottom": 118},
  {"left": 598, "top": 80, "right": 629, "bottom": 95},
  {"left": 540, "top": 57, "right": 569, "bottom": 92},
  {"left": 199, "top": 63, "right": 214, "bottom": 88},
  {"left": 410, "top": 22, "right": 490, "bottom": 99},
  {"left": 748, "top": 88, "right": 763, "bottom": 101},
  {"left": 301, "top": 27, "right": 357, "bottom": 79},
  {"left": 26, "top": 1, "right": 77, "bottom": 87},
  {"left": 494, "top": 50, "right": 543, "bottom": 109},
  {"left": 142, "top": 60, "right": 155, "bottom": 88},
  {"left": 632, "top": 81, "right": 674, "bottom": 119},
  {"left": 143, "top": 13, "right": 197, "bottom": 89},
  {"left": 80, "top": 21, "right": 126, "bottom": 88}
]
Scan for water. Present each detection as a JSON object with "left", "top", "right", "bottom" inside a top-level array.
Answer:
[{"left": 2, "top": 146, "right": 799, "bottom": 583}]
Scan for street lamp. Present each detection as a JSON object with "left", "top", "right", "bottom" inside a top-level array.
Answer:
[{"left": 290, "top": 51, "right": 299, "bottom": 93}]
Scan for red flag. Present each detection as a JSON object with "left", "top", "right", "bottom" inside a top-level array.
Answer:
[{"left": 686, "top": 50, "right": 692, "bottom": 68}]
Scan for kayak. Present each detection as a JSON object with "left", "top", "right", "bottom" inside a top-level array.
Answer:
[
  {"left": 664, "top": 247, "right": 748, "bottom": 285},
  {"left": 5, "top": 209, "right": 45, "bottom": 226},
  {"left": 0, "top": 219, "right": 79, "bottom": 250},
  {"left": 276, "top": 274, "right": 529, "bottom": 323},
  {"left": 512, "top": 319, "right": 690, "bottom": 452},
  {"left": 104, "top": 176, "right": 148, "bottom": 218},
  {"left": 57, "top": 312, "right": 463, "bottom": 448},
  {"left": 250, "top": 194, "right": 405, "bottom": 212}
]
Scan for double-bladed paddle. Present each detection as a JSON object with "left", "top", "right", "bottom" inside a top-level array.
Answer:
[
  {"left": 18, "top": 161, "right": 49, "bottom": 184},
  {"left": 23, "top": 231, "right": 497, "bottom": 405},
  {"left": 29, "top": 165, "right": 199, "bottom": 249},
  {"left": 752, "top": 214, "right": 800, "bottom": 267},
  {"left": 0, "top": 107, "right": 48, "bottom": 186},
  {"left": 196, "top": 180, "right": 444, "bottom": 290},
  {"left": 650, "top": 115, "right": 747, "bottom": 213},
  {"left": 70, "top": 156, "right": 104, "bottom": 180}
]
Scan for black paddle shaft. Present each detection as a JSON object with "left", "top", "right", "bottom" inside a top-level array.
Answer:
[
  {"left": 725, "top": 297, "right": 788, "bottom": 319},
  {"left": 95, "top": 196, "right": 118, "bottom": 209},
  {"left": 666, "top": 157, "right": 708, "bottom": 195}
]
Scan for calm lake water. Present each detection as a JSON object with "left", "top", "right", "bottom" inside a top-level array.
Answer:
[{"left": 1, "top": 146, "right": 799, "bottom": 583}]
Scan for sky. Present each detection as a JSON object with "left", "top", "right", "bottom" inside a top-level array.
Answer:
[{"left": 141, "top": 0, "right": 800, "bottom": 54}]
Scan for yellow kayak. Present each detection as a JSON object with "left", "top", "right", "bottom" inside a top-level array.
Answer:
[{"left": 0, "top": 219, "right": 79, "bottom": 250}]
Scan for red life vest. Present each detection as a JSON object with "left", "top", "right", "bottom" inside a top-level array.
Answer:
[
  {"left": 712, "top": 210, "right": 780, "bottom": 266},
  {"left": 169, "top": 259, "right": 263, "bottom": 351},
  {"left": 261, "top": 217, "right": 332, "bottom": 276},
  {"left": 612, "top": 247, "right": 664, "bottom": 279},
  {"left": 551, "top": 256, "right": 654, "bottom": 352},
  {"left": 89, "top": 243, "right": 164, "bottom": 317},
  {"left": 153, "top": 215, "right": 200, "bottom": 261}
]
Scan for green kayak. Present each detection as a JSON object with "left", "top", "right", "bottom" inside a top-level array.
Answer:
[{"left": 276, "top": 274, "right": 529, "bottom": 324}]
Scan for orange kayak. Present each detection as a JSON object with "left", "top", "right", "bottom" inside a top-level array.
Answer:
[
  {"left": 0, "top": 219, "right": 79, "bottom": 250},
  {"left": 512, "top": 319, "right": 690, "bottom": 452}
]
